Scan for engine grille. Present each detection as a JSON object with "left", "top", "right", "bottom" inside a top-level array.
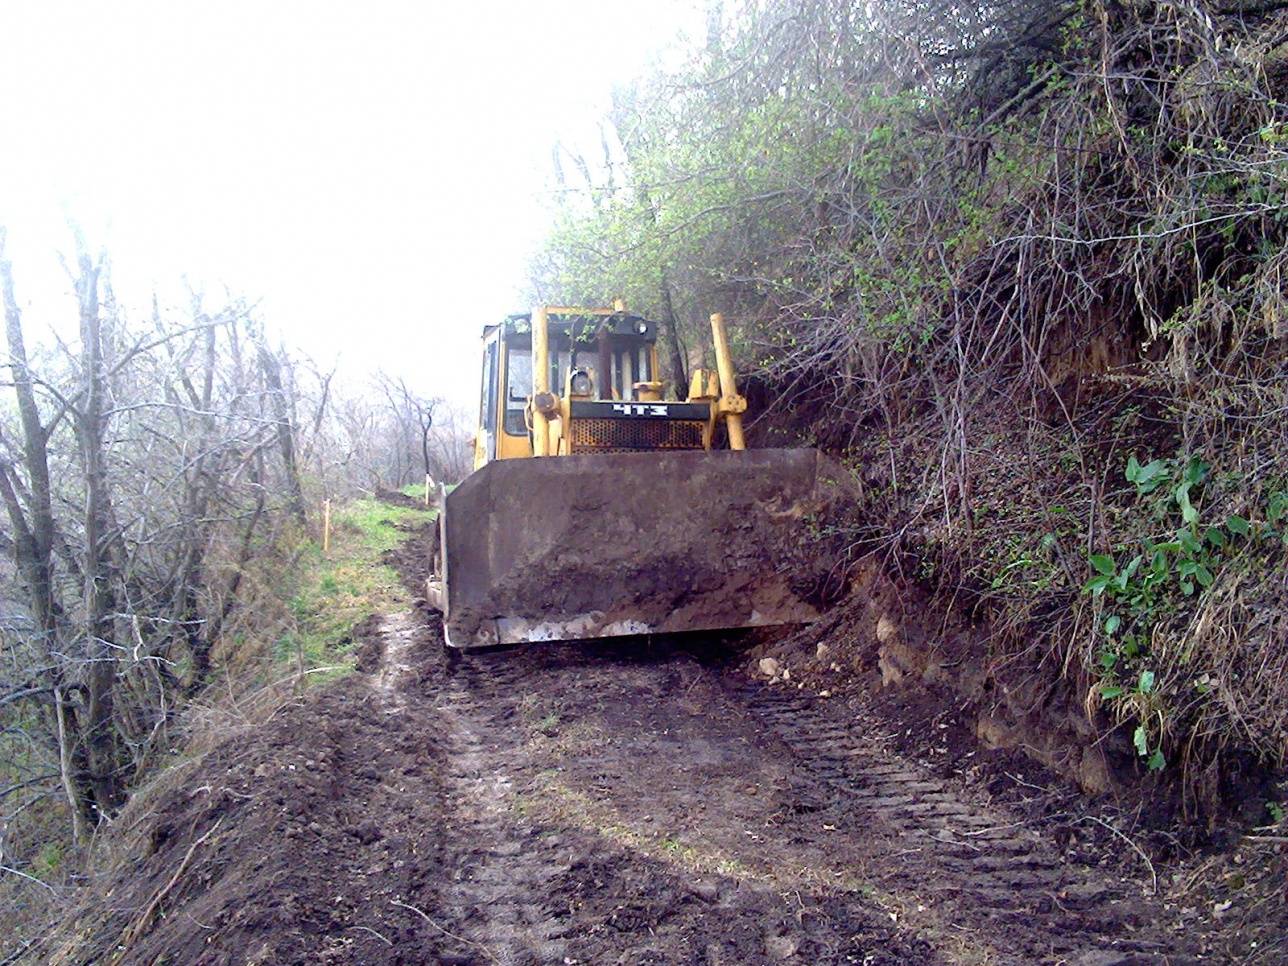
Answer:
[{"left": 570, "top": 417, "right": 705, "bottom": 453}]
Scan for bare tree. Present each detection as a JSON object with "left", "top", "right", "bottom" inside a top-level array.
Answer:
[
  {"left": 0, "top": 232, "right": 335, "bottom": 838},
  {"left": 376, "top": 373, "right": 438, "bottom": 482}
]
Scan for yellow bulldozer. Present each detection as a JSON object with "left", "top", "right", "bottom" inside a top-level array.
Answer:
[{"left": 427, "top": 303, "right": 846, "bottom": 650}]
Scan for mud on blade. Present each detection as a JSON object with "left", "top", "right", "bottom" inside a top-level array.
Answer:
[{"left": 435, "top": 448, "right": 850, "bottom": 649}]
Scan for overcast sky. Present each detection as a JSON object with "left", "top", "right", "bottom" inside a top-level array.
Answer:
[{"left": 0, "top": 0, "right": 700, "bottom": 409}]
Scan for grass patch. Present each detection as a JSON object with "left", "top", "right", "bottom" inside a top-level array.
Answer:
[
  {"left": 274, "top": 498, "right": 435, "bottom": 681},
  {"left": 31, "top": 841, "right": 64, "bottom": 880}
]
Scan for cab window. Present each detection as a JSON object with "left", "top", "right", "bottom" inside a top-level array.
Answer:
[
  {"left": 480, "top": 339, "right": 498, "bottom": 431},
  {"left": 504, "top": 347, "right": 531, "bottom": 436}
]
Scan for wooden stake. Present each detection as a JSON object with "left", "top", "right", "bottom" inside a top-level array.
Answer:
[
  {"left": 323, "top": 499, "right": 331, "bottom": 553},
  {"left": 425, "top": 473, "right": 432, "bottom": 507}
]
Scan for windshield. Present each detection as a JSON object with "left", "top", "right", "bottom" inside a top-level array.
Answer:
[
  {"left": 502, "top": 344, "right": 572, "bottom": 435},
  {"left": 504, "top": 347, "right": 531, "bottom": 435},
  {"left": 507, "top": 348, "right": 532, "bottom": 401}
]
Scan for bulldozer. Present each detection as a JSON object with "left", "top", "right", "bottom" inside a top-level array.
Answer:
[{"left": 426, "top": 303, "right": 847, "bottom": 650}]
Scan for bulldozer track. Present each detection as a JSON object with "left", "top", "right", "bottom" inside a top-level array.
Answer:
[{"left": 728, "top": 683, "right": 1178, "bottom": 963}]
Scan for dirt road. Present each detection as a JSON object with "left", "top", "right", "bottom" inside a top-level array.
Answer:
[{"left": 65, "top": 526, "right": 1211, "bottom": 965}]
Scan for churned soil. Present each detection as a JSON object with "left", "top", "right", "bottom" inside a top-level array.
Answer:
[
  {"left": 43, "top": 617, "right": 452, "bottom": 966},
  {"left": 38, "top": 516, "right": 1270, "bottom": 964}
]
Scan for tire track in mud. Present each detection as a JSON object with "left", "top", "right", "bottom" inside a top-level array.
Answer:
[
  {"left": 418, "top": 640, "right": 942, "bottom": 965},
  {"left": 430, "top": 659, "right": 572, "bottom": 966},
  {"left": 385, "top": 526, "right": 1191, "bottom": 964}
]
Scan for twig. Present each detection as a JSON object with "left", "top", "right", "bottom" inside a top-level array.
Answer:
[
  {"left": 347, "top": 924, "right": 393, "bottom": 946},
  {"left": 0, "top": 864, "right": 58, "bottom": 895},
  {"left": 1004, "top": 771, "right": 1050, "bottom": 792},
  {"left": 390, "top": 899, "right": 500, "bottom": 964},
  {"left": 1081, "top": 814, "right": 1157, "bottom": 895}
]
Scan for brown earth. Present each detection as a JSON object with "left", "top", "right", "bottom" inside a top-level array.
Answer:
[{"left": 30, "top": 518, "right": 1283, "bottom": 965}]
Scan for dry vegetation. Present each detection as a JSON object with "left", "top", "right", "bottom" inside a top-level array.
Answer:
[{"left": 0, "top": 230, "right": 460, "bottom": 943}]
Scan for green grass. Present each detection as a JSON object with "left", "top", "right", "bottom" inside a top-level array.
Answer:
[
  {"left": 274, "top": 498, "right": 436, "bottom": 681},
  {"left": 31, "top": 841, "right": 63, "bottom": 880}
]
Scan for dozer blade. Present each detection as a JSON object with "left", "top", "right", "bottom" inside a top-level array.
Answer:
[{"left": 436, "top": 448, "right": 850, "bottom": 649}]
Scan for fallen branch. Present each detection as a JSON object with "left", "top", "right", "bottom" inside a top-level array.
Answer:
[
  {"left": 0, "top": 864, "right": 58, "bottom": 895},
  {"left": 1081, "top": 815, "right": 1157, "bottom": 895},
  {"left": 391, "top": 898, "right": 500, "bottom": 964},
  {"left": 347, "top": 924, "right": 393, "bottom": 946}
]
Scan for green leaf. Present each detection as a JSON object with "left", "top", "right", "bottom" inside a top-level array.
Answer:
[
  {"left": 1099, "top": 650, "right": 1118, "bottom": 672},
  {"left": 1100, "top": 685, "right": 1124, "bottom": 699},
  {"left": 1204, "top": 526, "right": 1226, "bottom": 548},
  {"left": 1226, "top": 515, "right": 1250, "bottom": 537},
  {"left": 1134, "top": 458, "right": 1168, "bottom": 494},
  {"left": 1138, "top": 669, "right": 1155, "bottom": 694},
  {"left": 1083, "top": 575, "right": 1111, "bottom": 595},
  {"left": 1090, "top": 555, "right": 1116, "bottom": 576},
  {"left": 1176, "top": 485, "right": 1198, "bottom": 525},
  {"left": 1133, "top": 725, "right": 1149, "bottom": 757},
  {"left": 1180, "top": 579, "right": 1195, "bottom": 596},
  {"left": 1104, "top": 614, "right": 1121, "bottom": 635},
  {"left": 1195, "top": 564, "right": 1214, "bottom": 588},
  {"left": 1147, "top": 749, "right": 1166, "bottom": 771},
  {"left": 1267, "top": 493, "right": 1286, "bottom": 525},
  {"left": 1125, "top": 455, "right": 1142, "bottom": 482},
  {"left": 1183, "top": 458, "right": 1208, "bottom": 486},
  {"left": 1139, "top": 459, "right": 1167, "bottom": 481}
]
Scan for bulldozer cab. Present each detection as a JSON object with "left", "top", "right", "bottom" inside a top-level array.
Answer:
[{"left": 474, "top": 308, "right": 673, "bottom": 469}]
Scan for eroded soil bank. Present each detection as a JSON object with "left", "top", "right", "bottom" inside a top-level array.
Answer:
[{"left": 36, "top": 522, "right": 1282, "bottom": 964}]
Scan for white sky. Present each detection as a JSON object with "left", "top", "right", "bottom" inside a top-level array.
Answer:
[{"left": 0, "top": 0, "right": 701, "bottom": 409}]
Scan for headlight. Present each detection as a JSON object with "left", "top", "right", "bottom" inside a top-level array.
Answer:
[{"left": 570, "top": 368, "right": 593, "bottom": 396}]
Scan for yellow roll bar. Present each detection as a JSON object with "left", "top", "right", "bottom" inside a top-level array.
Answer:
[
  {"left": 710, "top": 313, "right": 746, "bottom": 450},
  {"left": 532, "top": 306, "right": 552, "bottom": 456}
]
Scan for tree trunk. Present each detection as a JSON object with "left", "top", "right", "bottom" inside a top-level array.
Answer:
[
  {"left": 74, "top": 249, "right": 125, "bottom": 816},
  {"left": 657, "top": 273, "right": 688, "bottom": 397},
  {"left": 1, "top": 234, "right": 96, "bottom": 829},
  {"left": 1, "top": 234, "right": 60, "bottom": 647},
  {"left": 259, "top": 342, "right": 308, "bottom": 525}
]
